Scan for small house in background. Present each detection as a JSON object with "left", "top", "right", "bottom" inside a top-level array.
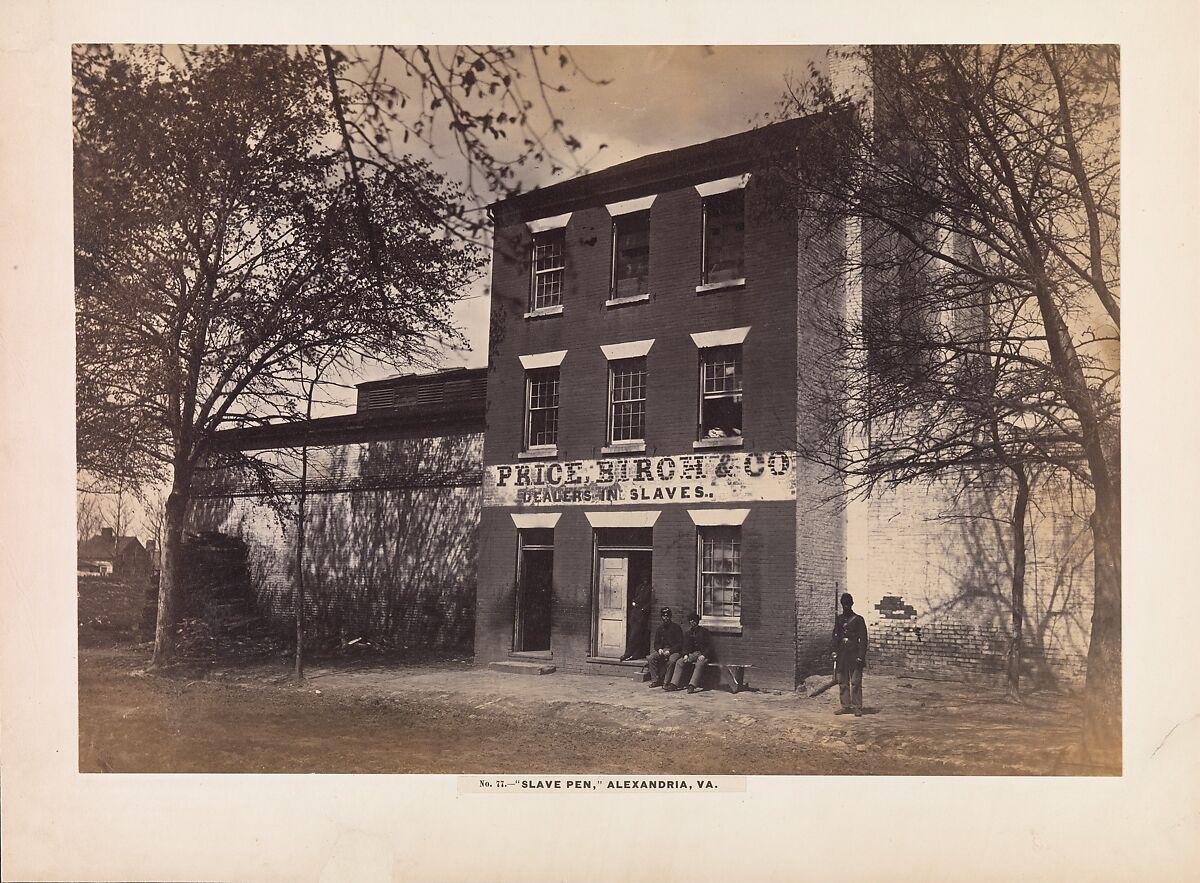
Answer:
[{"left": 78, "top": 527, "right": 155, "bottom": 582}]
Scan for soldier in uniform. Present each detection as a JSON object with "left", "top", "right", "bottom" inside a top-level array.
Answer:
[
  {"left": 645, "top": 607, "right": 683, "bottom": 688},
  {"left": 832, "top": 592, "right": 868, "bottom": 716},
  {"left": 664, "top": 612, "right": 714, "bottom": 694}
]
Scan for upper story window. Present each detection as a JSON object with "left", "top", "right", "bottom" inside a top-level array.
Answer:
[
  {"left": 611, "top": 210, "right": 650, "bottom": 300},
  {"left": 525, "top": 367, "right": 560, "bottom": 449},
  {"left": 699, "top": 345, "right": 743, "bottom": 441},
  {"left": 530, "top": 229, "right": 565, "bottom": 311},
  {"left": 701, "top": 189, "right": 745, "bottom": 285},
  {"left": 608, "top": 357, "right": 647, "bottom": 444}
]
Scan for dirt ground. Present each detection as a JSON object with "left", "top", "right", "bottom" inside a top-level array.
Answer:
[
  {"left": 77, "top": 578, "right": 1111, "bottom": 776},
  {"left": 79, "top": 643, "right": 1111, "bottom": 775}
]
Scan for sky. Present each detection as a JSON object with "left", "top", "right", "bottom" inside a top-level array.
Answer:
[{"left": 345, "top": 45, "right": 830, "bottom": 411}]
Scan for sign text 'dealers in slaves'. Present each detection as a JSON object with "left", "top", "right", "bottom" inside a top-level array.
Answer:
[{"left": 483, "top": 451, "right": 797, "bottom": 507}]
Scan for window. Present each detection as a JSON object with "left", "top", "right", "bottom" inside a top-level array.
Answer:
[
  {"left": 530, "top": 229, "right": 565, "bottom": 311},
  {"left": 608, "top": 357, "right": 647, "bottom": 444},
  {"left": 701, "top": 190, "right": 745, "bottom": 284},
  {"left": 699, "top": 345, "right": 743, "bottom": 440},
  {"left": 698, "top": 527, "right": 741, "bottom": 621},
  {"left": 611, "top": 210, "right": 650, "bottom": 300},
  {"left": 525, "top": 367, "right": 560, "bottom": 449}
]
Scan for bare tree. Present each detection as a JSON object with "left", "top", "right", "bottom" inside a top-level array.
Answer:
[
  {"left": 140, "top": 484, "right": 168, "bottom": 561},
  {"left": 782, "top": 45, "right": 1120, "bottom": 764},
  {"left": 76, "top": 491, "right": 103, "bottom": 542}
]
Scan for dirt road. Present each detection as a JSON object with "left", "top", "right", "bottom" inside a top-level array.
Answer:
[{"left": 79, "top": 645, "right": 1101, "bottom": 775}]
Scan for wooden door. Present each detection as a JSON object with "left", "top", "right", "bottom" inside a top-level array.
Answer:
[{"left": 597, "top": 553, "right": 629, "bottom": 658}]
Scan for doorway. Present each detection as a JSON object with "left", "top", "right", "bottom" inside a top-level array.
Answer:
[
  {"left": 594, "top": 528, "right": 652, "bottom": 659},
  {"left": 514, "top": 528, "right": 553, "bottom": 652}
]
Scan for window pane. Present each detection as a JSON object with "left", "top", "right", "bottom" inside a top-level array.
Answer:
[
  {"left": 611, "top": 401, "right": 645, "bottom": 442},
  {"left": 699, "top": 527, "right": 741, "bottom": 618},
  {"left": 529, "top": 408, "right": 558, "bottom": 446},
  {"left": 703, "top": 190, "right": 745, "bottom": 284},
  {"left": 609, "top": 358, "right": 647, "bottom": 442},
  {"left": 613, "top": 211, "right": 650, "bottom": 298},
  {"left": 700, "top": 345, "right": 743, "bottom": 438},
  {"left": 531, "top": 230, "right": 565, "bottom": 310},
  {"left": 521, "top": 528, "right": 555, "bottom": 549},
  {"left": 526, "top": 368, "right": 559, "bottom": 448},
  {"left": 702, "top": 345, "right": 742, "bottom": 394},
  {"left": 533, "top": 234, "right": 563, "bottom": 272},
  {"left": 611, "top": 363, "right": 646, "bottom": 402}
]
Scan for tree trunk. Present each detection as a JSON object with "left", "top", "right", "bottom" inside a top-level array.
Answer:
[
  {"left": 1006, "top": 467, "right": 1029, "bottom": 699},
  {"left": 1022, "top": 275, "right": 1121, "bottom": 767},
  {"left": 151, "top": 476, "right": 191, "bottom": 666},
  {"left": 1081, "top": 496, "right": 1122, "bottom": 768}
]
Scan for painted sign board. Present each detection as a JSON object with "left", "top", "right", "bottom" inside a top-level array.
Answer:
[{"left": 483, "top": 450, "right": 797, "bottom": 508}]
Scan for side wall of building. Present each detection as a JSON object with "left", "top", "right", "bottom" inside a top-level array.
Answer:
[
  {"left": 859, "top": 476, "right": 1094, "bottom": 686},
  {"left": 795, "top": 203, "right": 851, "bottom": 680},
  {"left": 192, "top": 434, "right": 482, "bottom": 650}
]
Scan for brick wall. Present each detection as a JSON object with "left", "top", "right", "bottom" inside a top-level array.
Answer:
[
  {"left": 484, "top": 177, "right": 799, "bottom": 465},
  {"left": 192, "top": 434, "right": 482, "bottom": 650},
  {"left": 861, "top": 475, "right": 1094, "bottom": 687}
]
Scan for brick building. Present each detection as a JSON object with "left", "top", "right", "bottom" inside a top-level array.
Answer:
[{"left": 475, "top": 116, "right": 853, "bottom": 690}]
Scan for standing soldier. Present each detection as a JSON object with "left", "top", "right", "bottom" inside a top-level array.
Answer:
[{"left": 832, "top": 592, "right": 868, "bottom": 716}]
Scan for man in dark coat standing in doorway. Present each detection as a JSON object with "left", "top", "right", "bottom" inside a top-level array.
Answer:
[
  {"left": 620, "top": 577, "right": 652, "bottom": 661},
  {"left": 832, "top": 592, "right": 868, "bottom": 715},
  {"left": 646, "top": 607, "right": 683, "bottom": 688}
]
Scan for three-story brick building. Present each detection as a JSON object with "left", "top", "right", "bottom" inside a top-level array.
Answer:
[{"left": 476, "top": 116, "right": 850, "bottom": 689}]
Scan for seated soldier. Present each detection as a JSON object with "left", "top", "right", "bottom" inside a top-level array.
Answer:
[
  {"left": 664, "top": 612, "right": 713, "bottom": 694},
  {"left": 646, "top": 607, "right": 683, "bottom": 688}
]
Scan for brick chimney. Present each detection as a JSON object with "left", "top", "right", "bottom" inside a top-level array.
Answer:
[
  {"left": 827, "top": 45, "right": 873, "bottom": 127},
  {"left": 101, "top": 527, "right": 114, "bottom": 539}
]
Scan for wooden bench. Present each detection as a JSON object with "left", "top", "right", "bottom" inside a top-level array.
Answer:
[
  {"left": 640, "top": 660, "right": 754, "bottom": 692},
  {"left": 707, "top": 663, "right": 754, "bottom": 693}
]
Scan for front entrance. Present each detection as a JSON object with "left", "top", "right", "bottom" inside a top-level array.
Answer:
[
  {"left": 514, "top": 528, "right": 553, "bottom": 652},
  {"left": 594, "top": 529, "right": 652, "bottom": 659}
]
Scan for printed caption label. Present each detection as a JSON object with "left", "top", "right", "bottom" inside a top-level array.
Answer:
[{"left": 458, "top": 775, "right": 746, "bottom": 794}]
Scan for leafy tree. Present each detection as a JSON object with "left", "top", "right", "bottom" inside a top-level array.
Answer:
[
  {"left": 74, "top": 45, "right": 486, "bottom": 664},
  {"left": 783, "top": 46, "right": 1120, "bottom": 764}
]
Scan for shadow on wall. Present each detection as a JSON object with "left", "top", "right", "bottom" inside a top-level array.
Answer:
[
  {"left": 192, "top": 434, "right": 482, "bottom": 652},
  {"left": 872, "top": 477, "right": 1095, "bottom": 689}
]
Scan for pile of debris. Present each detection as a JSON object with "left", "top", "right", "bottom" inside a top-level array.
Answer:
[{"left": 141, "top": 532, "right": 285, "bottom": 661}]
